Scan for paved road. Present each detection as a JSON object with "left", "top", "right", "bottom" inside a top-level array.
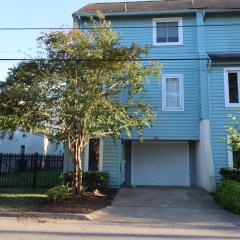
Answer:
[{"left": 0, "top": 217, "right": 240, "bottom": 240}]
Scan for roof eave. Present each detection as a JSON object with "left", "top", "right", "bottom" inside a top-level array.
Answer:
[{"left": 73, "top": 8, "right": 240, "bottom": 18}]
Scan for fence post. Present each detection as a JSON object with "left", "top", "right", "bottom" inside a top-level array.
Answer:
[{"left": 32, "top": 153, "right": 38, "bottom": 189}]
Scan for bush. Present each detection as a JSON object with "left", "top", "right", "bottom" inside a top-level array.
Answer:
[
  {"left": 47, "top": 185, "right": 71, "bottom": 202},
  {"left": 60, "top": 171, "right": 109, "bottom": 191},
  {"left": 216, "top": 180, "right": 240, "bottom": 214},
  {"left": 60, "top": 171, "right": 73, "bottom": 187},
  {"left": 83, "top": 172, "right": 109, "bottom": 191},
  {"left": 220, "top": 167, "right": 240, "bottom": 182}
]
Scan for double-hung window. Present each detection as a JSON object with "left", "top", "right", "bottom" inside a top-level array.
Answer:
[
  {"left": 153, "top": 17, "right": 183, "bottom": 46},
  {"left": 162, "top": 75, "right": 184, "bottom": 111},
  {"left": 224, "top": 68, "right": 240, "bottom": 107}
]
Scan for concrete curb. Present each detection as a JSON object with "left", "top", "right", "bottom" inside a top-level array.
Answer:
[{"left": 0, "top": 211, "right": 92, "bottom": 220}]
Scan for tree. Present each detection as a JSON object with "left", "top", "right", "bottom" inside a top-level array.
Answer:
[{"left": 0, "top": 16, "right": 160, "bottom": 196}]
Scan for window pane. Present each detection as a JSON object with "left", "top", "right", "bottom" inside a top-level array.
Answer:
[
  {"left": 228, "top": 72, "right": 239, "bottom": 103},
  {"left": 88, "top": 139, "right": 100, "bottom": 171},
  {"left": 166, "top": 78, "right": 180, "bottom": 108},
  {"left": 233, "top": 150, "right": 240, "bottom": 168},
  {"left": 168, "top": 22, "right": 179, "bottom": 42},
  {"left": 156, "top": 22, "right": 167, "bottom": 43}
]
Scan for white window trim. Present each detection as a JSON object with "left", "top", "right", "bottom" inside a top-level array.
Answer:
[
  {"left": 224, "top": 67, "right": 240, "bottom": 107},
  {"left": 162, "top": 74, "right": 184, "bottom": 112},
  {"left": 153, "top": 17, "right": 183, "bottom": 46},
  {"left": 84, "top": 138, "right": 103, "bottom": 172}
]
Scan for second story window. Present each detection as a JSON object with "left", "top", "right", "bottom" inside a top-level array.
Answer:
[
  {"left": 162, "top": 75, "right": 184, "bottom": 111},
  {"left": 224, "top": 68, "right": 240, "bottom": 107},
  {"left": 153, "top": 17, "right": 183, "bottom": 46}
]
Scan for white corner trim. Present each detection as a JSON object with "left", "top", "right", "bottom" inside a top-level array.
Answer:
[
  {"left": 84, "top": 138, "right": 103, "bottom": 172},
  {"left": 162, "top": 74, "right": 184, "bottom": 111},
  {"left": 152, "top": 17, "right": 183, "bottom": 46},
  {"left": 224, "top": 67, "right": 240, "bottom": 108},
  {"left": 99, "top": 138, "right": 103, "bottom": 171},
  {"left": 228, "top": 148, "right": 234, "bottom": 168},
  {"left": 84, "top": 143, "right": 89, "bottom": 172}
]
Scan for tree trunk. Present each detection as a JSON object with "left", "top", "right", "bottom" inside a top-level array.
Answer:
[{"left": 72, "top": 143, "right": 83, "bottom": 197}]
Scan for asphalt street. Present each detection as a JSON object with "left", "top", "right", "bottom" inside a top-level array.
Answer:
[{"left": 0, "top": 217, "right": 239, "bottom": 240}]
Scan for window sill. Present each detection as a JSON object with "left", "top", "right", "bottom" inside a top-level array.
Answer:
[
  {"left": 225, "top": 103, "right": 240, "bottom": 108},
  {"left": 162, "top": 108, "right": 184, "bottom": 112},
  {"left": 153, "top": 42, "right": 183, "bottom": 47}
]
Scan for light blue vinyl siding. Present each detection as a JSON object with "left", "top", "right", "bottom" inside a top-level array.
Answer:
[
  {"left": 209, "top": 66, "right": 239, "bottom": 183},
  {"left": 78, "top": 11, "right": 240, "bottom": 187},
  {"left": 205, "top": 13, "right": 240, "bottom": 53},
  {"left": 108, "top": 15, "right": 200, "bottom": 140},
  {"left": 206, "top": 12, "right": 240, "bottom": 183},
  {"left": 102, "top": 138, "right": 121, "bottom": 187}
]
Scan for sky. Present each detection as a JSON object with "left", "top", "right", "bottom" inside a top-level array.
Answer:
[{"left": 0, "top": 0, "right": 134, "bottom": 81}]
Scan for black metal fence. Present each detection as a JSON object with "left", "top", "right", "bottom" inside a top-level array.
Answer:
[{"left": 0, "top": 153, "right": 64, "bottom": 189}]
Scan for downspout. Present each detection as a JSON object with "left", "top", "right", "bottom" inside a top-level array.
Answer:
[{"left": 196, "top": 10, "right": 216, "bottom": 192}]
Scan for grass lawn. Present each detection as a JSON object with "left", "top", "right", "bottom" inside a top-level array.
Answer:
[
  {"left": 0, "top": 188, "right": 117, "bottom": 214},
  {"left": 0, "top": 188, "right": 48, "bottom": 212},
  {"left": 0, "top": 169, "right": 62, "bottom": 188}
]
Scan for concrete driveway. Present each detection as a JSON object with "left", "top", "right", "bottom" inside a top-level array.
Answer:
[{"left": 89, "top": 187, "right": 240, "bottom": 228}]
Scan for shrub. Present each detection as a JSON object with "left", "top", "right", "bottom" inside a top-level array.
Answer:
[
  {"left": 83, "top": 172, "right": 109, "bottom": 191},
  {"left": 216, "top": 180, "right": 240, "bottom": 214},
  {"left": 47, "top": 185, "right": 71, "bottom": 202},
  {"left": 219, "top": 167, "right": 240, "bottom": 182},
  {"left": 60, "top": 171, "right": 109, "bottom": 191},
  {"left": 60, "top": 171, "right": 73, "bottom": 187}
]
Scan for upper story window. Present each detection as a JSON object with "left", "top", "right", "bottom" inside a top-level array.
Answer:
[
  {"left": 224, "top": 68, "right": 240, "bottom": 107},
  {"left": 162, "top": 75, "right": 184, "bottom": 111},
  {"left": 153, "top": 17, "right": 183, "bottom": 46}
]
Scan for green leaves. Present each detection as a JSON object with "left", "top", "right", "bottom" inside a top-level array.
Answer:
[
  {"left": 0, "top": 14, "right": 161, "bottom": 149},
  {"left": 226, "top": 114, "right": 240, "bottom": 152}
]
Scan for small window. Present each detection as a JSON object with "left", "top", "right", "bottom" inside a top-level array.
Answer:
[
  {"left": 229, "top": 149, "right": 240, "bottom": 168},
  {"left": 20, "top": 145, "right": 25, "bottom": 155},
  {"left": 224, "top": 68, "right": 240, "bottom": 107},
  {"left": 153, "top": 18, "right": 183, "bottom": 46},
  {"left": 162, "top": 75, "right": 184, "bottom": 111},
  {"left": 88, "top": 139, "right": 100, "bottom": 171},
  {"left": 84, "top": 138, "right": 103, "bottom": 172},
  {"left": 233, "top": 150, "right": 240, "bottom": 168}
]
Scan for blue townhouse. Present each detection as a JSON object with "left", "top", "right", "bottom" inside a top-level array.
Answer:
[{"left": 67, "top": 0, "right": 240, "bottom": 192}]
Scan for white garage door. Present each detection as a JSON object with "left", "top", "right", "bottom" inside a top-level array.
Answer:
[{"left": 131, "top": 141, "right": 190, "bottom": 186}]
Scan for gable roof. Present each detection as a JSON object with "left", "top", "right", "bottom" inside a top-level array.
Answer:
[{"left": 75, "top": 0, "right": 240, "bottom": 16}]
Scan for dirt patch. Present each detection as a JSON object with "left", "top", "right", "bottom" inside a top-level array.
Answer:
[{"left": 36, "top": 189, "right": 117, "bottom": 214}]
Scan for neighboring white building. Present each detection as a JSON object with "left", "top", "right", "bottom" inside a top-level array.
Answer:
[{"left": 0, "top": 131, "right": 64, "bottom": 155}]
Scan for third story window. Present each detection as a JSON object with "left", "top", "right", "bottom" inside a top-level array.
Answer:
[
  {"left": 156, "top": 22, "right": 178, "bottom": 43},
  {"left": 153, "top": 18, "right": 183, "bottom": 45}
]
